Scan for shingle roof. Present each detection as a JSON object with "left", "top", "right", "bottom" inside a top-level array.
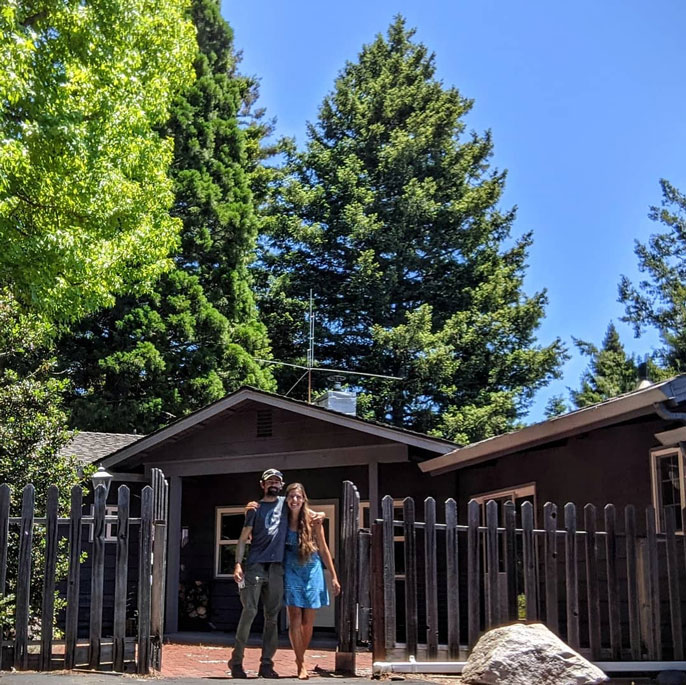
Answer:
[
  {"left": 59, "top": 431, "right": 143, "bottom": 464},
  {"left": 100, "top": 386, "right": 457, "bottom": 470}
]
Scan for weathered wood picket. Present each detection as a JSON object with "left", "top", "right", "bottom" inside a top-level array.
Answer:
[
  {"left": 0, "top": 469, "right": 168, "bottom": 674},
  {"left": 338, "top": 481, "right": 686, "bottom": 667}
]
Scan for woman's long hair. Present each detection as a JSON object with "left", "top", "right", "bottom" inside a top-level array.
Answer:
[{"left": 286, "top": 483, "right": 318, "bottom": 563}]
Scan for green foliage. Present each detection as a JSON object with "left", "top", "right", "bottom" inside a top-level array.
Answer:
[
  {"left": 0, "top": 0, "right": 196, "bottom": 323},
  {"left": 0, "top": 294, "right": 85, "bottom": 637},
  {"left": 57, "top": 0, "right": 274, "bottom": 433},
  {"left": 258, "top": 17, "right": 565, "bottom": 442},
  {"left": 620, "top": 179, "right": 686, "bottom": 373},
  {"left": 544, "top": 395, "right": 569, "bottom": 419},
  {"left": 570, "top": 323, "right": 640, "bottom": 408}
]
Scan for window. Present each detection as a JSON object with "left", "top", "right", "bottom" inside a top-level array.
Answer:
[
  {"left": 215, "top": 507, "right": 247, "bottom": 578},
  {"left": 360, "top": 499, "right": 405, "bottom": 577},
  {"left": 651, "top": 447, "right": 685, "bottom": 532},
  {"left": 471, "top": 483, "right": 537, "bottom": 525},
  {"left": 89, "top": 505, "right": 118, "bottom": 543}
]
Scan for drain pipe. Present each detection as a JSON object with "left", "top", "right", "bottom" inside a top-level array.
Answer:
[
  {"left": 654, "top": 401, "right": 686, "bottom": 423},
  {"left": 373, "top": 658, "right": 686, "bottom": 676},
  {"left": 373, "top": 656, "right": 466, "bottom": 675}
]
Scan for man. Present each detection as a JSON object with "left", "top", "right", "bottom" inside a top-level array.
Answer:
[{"left": 229, "top": 469, "right": 321, "bottom": 678}]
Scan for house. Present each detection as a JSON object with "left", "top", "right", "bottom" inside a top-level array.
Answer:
[
  {"left": 85, "top": 386, "right": 456, "bottom": 633},
  {"left": 419, "top": 374, "right": 686, "bottom": 533}
]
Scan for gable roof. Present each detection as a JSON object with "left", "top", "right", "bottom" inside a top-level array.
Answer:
[
  {"left": 420, "top": 375, "right": 686, "bottom": 476},
  {"left": 99, "top": 386, "right": 456, "bottom": 469},
  {"left": 60, "top": 431, "right": 143, "bottom": 464}
]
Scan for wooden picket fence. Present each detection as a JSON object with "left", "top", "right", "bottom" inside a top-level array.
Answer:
[
  {"left": 337, "top": 481, "right": 686, "bottom": 667},
  {"left": 0, "top": 468, "right": 168, "bottom": 674}
]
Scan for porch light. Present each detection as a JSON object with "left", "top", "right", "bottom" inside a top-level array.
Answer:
[{"left": 91, "top": 466, "right": 113, "bottom": 497}]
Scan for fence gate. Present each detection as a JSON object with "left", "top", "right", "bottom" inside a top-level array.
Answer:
[
  {"left": 0, "top": 468, "right": 168, "bottom": 674},
  {"left": 338, "top": 481, "right": 686, "bottom": 670}
]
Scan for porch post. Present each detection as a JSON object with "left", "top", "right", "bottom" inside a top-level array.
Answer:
[
  {"left": 165, "top": 476, "right": 182, "bottom": 633},
  {"left": 368, "top": 461, "right": 379, "bottom": 524}
]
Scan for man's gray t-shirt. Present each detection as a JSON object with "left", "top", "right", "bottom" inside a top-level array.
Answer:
[{"left": 245, "top": 496, "right": 288, "bottom": 564}]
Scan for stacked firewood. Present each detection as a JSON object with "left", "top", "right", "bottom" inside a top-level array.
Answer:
[{"left": 180, "top": 580, "right": 209, "bottom": 621}]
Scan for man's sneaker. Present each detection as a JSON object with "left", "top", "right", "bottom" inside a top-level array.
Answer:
[
  {"left": 230, "top": 664, "right": 248, "bottom": 679},
  {"left": 258, "top": 665, "right": 280, "bottom": 678}
]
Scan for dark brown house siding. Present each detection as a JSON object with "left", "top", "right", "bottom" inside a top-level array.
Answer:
[{"left": 455, "top": 415, "right": 665, "bottom": 522}]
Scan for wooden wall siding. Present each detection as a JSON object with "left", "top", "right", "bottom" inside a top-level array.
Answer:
[
  {"left": 0, "top": 470, "right": 168, "bottom": 675},
  {"left": 457, "top": 416, "right": 665, "bottom": 518},
  {"left": 360, "top": 494, "right": 686, "bottom": 664},
  {"left": 142, "top": 403, "right": 399, "bottom": 467}
]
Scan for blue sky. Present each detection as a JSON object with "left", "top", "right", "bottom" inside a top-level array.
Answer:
[{"left": 221, "top": 0, "right": 686, "bottom": 422}]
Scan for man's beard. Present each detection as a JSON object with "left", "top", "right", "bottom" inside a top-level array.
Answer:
[{"left": 267, "top": 486, "right": 281, "bottom": 496}]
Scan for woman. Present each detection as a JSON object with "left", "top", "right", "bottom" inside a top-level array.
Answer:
[{"left": 284, "top": 482, "right": 340, "bottom": 679}]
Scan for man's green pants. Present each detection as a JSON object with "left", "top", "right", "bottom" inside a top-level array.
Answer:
[{"left": 229, "top": 562, "right": 284, "bottom": 668}]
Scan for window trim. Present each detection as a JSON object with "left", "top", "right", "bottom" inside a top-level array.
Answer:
[
  {"left": 471, "top": 482, "right": 537, "bottom": 508},
  {"left": 88, "top": 505, "right": 118, "bottom": 543},
  {"left": 215, "top": 506, "right": 247, "bottom": 579},
  {"left": 650, "top": 445, "right": 685, "bottom": 533},
  {"left": 359, "top": 499, "right": 405, "bottom": 539},
  {"left": 360, "top": 499, "right": 406, "bottom": 580}
]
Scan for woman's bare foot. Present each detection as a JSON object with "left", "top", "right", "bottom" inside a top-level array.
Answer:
[{"left": 298, "top": 664, "right": 309, "bottom": 680}]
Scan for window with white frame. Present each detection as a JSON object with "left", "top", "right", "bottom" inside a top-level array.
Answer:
[
  {"left": 215, "top": 507, "right": 248, "bottom": 578},
  {"left": 651, "top": 446, "right": 685, "bottom": 532},
  {"left": 470, "top": 483, "right": 537, "bottom": 525},
  {"left": 360, "top": 499, "right": 406, "bottom": 579},
  {"left": 88, "top": 505, "right": 118, "bottom": 543}
]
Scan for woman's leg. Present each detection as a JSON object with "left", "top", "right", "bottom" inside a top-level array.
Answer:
[
  {"left": 288, "top": 606, "right": 306, "bottom": 674},
  {"left": 296, "top": 608, "right": 316, "bottom": 678}
]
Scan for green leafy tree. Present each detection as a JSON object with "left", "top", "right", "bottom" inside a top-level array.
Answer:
[
  {"left": 570, "top": 323, "right": 640, "bottom": 408},
  {"left": 544, "top": 395, "right": 569, "bottom": 419},
  {"left": 620, "top": 179, "right": 686, "bottom": 372},
  {"left": 258, "top": 17, "right": 565, "bottom": 442},
  {"left": 0, "top": 0, "right": 195, "bottom": 323},
  {"left": 58, "top": 0, "right": 274, "bottom": 433},
  {"left": 0, "top": 294, "right": 84, "bottom": 636}
]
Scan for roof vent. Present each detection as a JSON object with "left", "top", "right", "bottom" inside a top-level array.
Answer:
[
  {"left": 314, "top": 376, "right": 357, "bottom": 416},
  {"left": 256, "top": 409, "right": 273, "bottom": 437}
]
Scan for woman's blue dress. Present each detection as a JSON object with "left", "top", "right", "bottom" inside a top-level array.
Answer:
[{"left": 283, "top": 529, "right": 329, "bottom": 609}]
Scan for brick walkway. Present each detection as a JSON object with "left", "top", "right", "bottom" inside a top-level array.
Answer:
[{"left": 161, "top": 642, "right": 373, "bottom": 679}]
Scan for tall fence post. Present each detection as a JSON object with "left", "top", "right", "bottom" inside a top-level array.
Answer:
[
  {"left": 564, "top": 502, "right": 579, "bottom": 649},
  {"left": 14, "top": 484, "right": 34, "bottom": 670},
  {"left": 382, "top": 495, "right": 397, "bottom": 654},
  {"left": 604, "top": 504, "right": 621, "bottom": 660},
  {"left": 151, "top": 469, "right": 169, "bottom": 671},
  {"left": 403, "top": 498, "right": 418, "bottom": 658},
  {"left": 544, "top": 502, "right": 559, "bottom": 635},
  {"left": 64, "top": 486, "right": 83, "bottom": 670},
  {"left": 445, "top": 498, "right": 460, "bottom": 658},
  {"left": 424, "top": 497, "right": 438, "bottom": 658},
  {"left": 0, "top": 484, "right": 10, "bottom": 669},
  {"left": 521, "top": 500, "right": 537, "bottom": 621},
  {"left": 336, "top": 480, "right": 359, "bottom": 674},
  {"left": 485, "top": 500, "right": 500, "bottom": 628},
  {"left": 467, "top": 499, "right": 481, "bottom": 649},
  {"left": 40, "top": 486, "right": 59, "bottom": 670},
  {"left": 137, "top": 485, "right": 154, "bottom": 674},
  {"left": 113, "top": 485, "right": 131, "bottom": 672},
  {"left": 88, "top": 484, "right": 107, "bottom": 669},
  {"left": 370, "top": 520, "right": 386, "bottom": 662}
]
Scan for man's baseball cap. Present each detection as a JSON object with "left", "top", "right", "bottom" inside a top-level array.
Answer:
[{"left": 261, "top": 468, "right": 284, "bottom": 482}]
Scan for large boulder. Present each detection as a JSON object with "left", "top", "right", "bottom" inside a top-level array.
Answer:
[{"left": 460, "top": 622, "right": 609, "bottom": 685}]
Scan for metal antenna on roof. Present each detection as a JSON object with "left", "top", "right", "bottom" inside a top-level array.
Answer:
[
  {"left": 307, "top": 290, "right": 315, "bottom": 403},
  {"left": 253, "top": 292, "right": 403, "bottom": 402}
]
